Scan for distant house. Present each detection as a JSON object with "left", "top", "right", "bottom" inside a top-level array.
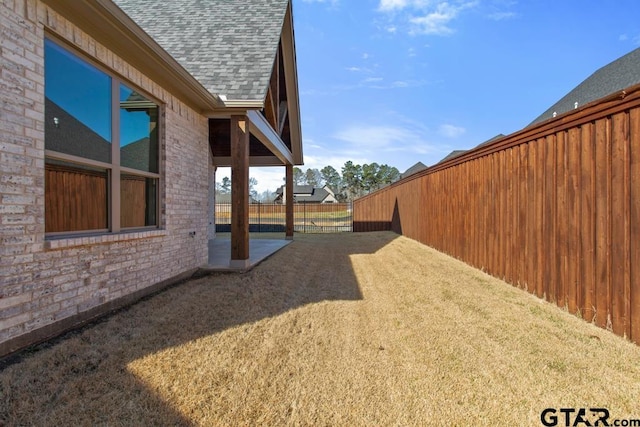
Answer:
[
  {"left": 0, "top": 0, "right": 303, "bottom": 357},
  {"left": 530, "top": 46, "right": 640, "bottom": 125},
  {"left": 216, "top": 193, "right": 259, "bottom": 204},
  {"left": 473, "top": 134, "right": 506, "bottom": 149},
  {"left": 274, "top": 185, "right": 338, "bottom": 203},
  {"left": 400, "top": 162, "right": 428, "bottom": 179},
  {"left": 434, "top": 134, "right": 506, "bottom": 166},
  {"left": 439, "top": 151, "right": 467, "bottom": 164}
]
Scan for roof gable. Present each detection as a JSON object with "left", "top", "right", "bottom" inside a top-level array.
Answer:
[
  {"left": 113, "top": 0, "right": 289, "bottom": 102},
  {"left": 437, "top": 150, "right": 467, "bottom": 164},
  {"left": 401, "top": 162, "right": 428, "bottom": 178}
]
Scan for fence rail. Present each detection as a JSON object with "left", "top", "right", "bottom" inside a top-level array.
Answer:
[
  {"left": 215, "top": 202, "right": 352, "bottom": 233},
  {"left": 354, "top": 84, "right": 640, "bottom": 344}
]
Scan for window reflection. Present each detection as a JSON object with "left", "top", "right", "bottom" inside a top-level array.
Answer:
[
  {"left": 45, "top": 159, "right": 108, "bottom": 232},
  {"left": 44, "top": 38, "right": 160, "bottom": 234},
  {"left": 121, "top": 174, "right": 158, "bottom": 228},
  {"left": 120, "top": 84, "right": 159, "bottom": 173},
  {"left": 44, "top": 39, "right": 111, "bottom": 163}
]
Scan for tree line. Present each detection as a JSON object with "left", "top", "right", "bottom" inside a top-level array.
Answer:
[
  {"left": 294, "top": 162, "right": 400, "bottom": 201},
  {"left": 216, "top": 176, "right": 260, "bottom": 198},
  {"left": 216, "top": 161, "right": 401, "bottom": 202}
]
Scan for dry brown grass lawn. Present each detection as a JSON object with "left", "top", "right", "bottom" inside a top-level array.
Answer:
[{"left": 2, "top": 232, "right": 640, "bottom": 426}]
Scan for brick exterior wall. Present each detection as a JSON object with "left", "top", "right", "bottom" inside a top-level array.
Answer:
[{"left": 0, "top": 0, "right": 210, "bottom": 355}]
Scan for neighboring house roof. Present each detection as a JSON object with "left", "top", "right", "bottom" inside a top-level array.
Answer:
[
  {"left": 530, "top": 47, "right": 640, "bottom": 125},
  {"left": 276, "top": 185, "right": 313, "bottom": 195},
  {"left": 113, "top": 0, "right": 289, "bottom": 102},
  {"left": 216, "top": 193, "right": 258, "bottom": 204},
  {"left": 304, "top": 188, "right": 335, "bottom": 203},
  {"left": 434, "top": 134, "right": 506, "bottom": 166},
  {"left": 437, "top": 150, "right": 467, "bottom": 164},
  {"left": 400, "top": 162, "right": 428, "bottom": 179},
  {"left": 474, "top": 134, "right": 506, "bottom": 149},
  {"left": 274, "top": 185, "right": 336, "bottom": 202}
]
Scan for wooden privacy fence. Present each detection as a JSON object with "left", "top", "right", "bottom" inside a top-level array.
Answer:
[
  {"left": 215, "top": 202, "right": 352, "bottom": 233},
  {"left": 354, "top": 84, "right": 640, "bottom": 344}
]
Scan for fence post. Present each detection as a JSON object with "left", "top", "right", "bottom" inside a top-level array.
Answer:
[{"left": 258, "top": 201, "right": 261, "bottom": 233}]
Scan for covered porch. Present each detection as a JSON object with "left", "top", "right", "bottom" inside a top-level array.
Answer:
[
  {"left": 206, "top": 6, "right": 303, "bottom": 270},
  {"left": 202, "top": 234, "right": 292, "bottom": 272}
]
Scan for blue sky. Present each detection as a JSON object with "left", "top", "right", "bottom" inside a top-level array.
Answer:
[{"left": 242, "top": 0, "right": 640, "bottom": 193}]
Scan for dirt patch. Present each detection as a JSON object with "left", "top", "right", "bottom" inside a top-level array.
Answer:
[{"left": 2, "top": 232, "right": 640, "bottom": 425}]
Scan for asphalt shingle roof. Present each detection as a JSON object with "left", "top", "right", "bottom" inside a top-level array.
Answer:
[
  {"left": 530, "top": 47, "right": 640, "bottom": 125},
  {"left": 113, "top": 0, "right": 289, "bottom": 101},
  {"left": 400, "top": 162, "right": 428, "bottom": 179},
  {"left": 275, "top": 185, "right": 313, "bottom": 195},
  {"left": 437, "top": 150, "right": 467, "bottom": 164},
  {"left": 275, "top": 185, "right": 334, "bottom": 202}
]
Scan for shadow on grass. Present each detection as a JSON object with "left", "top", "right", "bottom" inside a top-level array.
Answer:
[{"left": 0, "top": 231, "right": 399, "bottom": 425}]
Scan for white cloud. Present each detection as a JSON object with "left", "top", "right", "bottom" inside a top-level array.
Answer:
[
  {"left": 366, "top": 79, "right": 426, "bottom": 89},
  {"left": 622, "top": 33, "right": 640, "bottom": 45},
  {"left": 378, "top": 0, "right": 435, "bottom": 12},
  {"left": 391, "top": 80, "right": 410, "bottom": 88},
  {"left": 410, "top": 7, "right": 455, "bottom": 35},
  {"left": 377, "top": 0, "right": 479, "bottom": 36},
  {"left": 487, "top": 11, "right": 517, "bottom": 20},
  {"left": 333, "top": 124, "right": 435, "bottom": 155},
  {"left": 438, "top": 124, "right": 466, "bottom": 138},
  {"left": 410, "top": 2, "right": 478, "bottom": 35},
  {"left": 378, "top": 0, "right": 409, "bottom": 12},
  {"left": 334, "top": 125, "right": 409, "bottom": 148}
]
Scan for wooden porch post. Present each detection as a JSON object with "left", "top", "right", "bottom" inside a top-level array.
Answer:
[
  {"left": 230, "top": 115, "right": 250, "bottom": 268},
  {"left": 208, "top": 154, "right": 216, "bottom": 241},
  {"left": 285, "top": 163, "right": 294, "bottom": 240}
]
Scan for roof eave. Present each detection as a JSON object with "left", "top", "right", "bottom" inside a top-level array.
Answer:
[
  {"left": 219, "top": 99, "right": 265, "bottom": 110},
  {"left": 247, "top": 110, "right": 294, "bottom": 165}
]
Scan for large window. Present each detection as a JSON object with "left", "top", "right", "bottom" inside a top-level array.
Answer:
[{"left": 44, "top": 38, "right": 160, "bottom": 234}]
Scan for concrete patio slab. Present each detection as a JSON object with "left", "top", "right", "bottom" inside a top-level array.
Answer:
[{"left": 201, "top": 238, "right": 292, "bottom": 273}]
